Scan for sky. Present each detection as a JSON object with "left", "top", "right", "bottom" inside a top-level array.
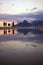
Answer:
[{"left": 0, "top": 0, "right": 43, "bottom": 14}]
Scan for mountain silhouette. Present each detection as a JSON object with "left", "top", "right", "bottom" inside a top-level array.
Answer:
[
  {"left": 14, "top": 20, "right": 43, "bottom": 27},
  {"left": 15, "top": 20, "right": 31, "bottom": 27}
]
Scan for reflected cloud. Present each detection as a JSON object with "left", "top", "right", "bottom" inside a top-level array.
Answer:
[{"left": 26, "top": 43, "right": 37, "bottom": 47}]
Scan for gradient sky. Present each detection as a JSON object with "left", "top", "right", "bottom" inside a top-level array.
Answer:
[{"left": 0, "top": 0, "right": 43, "bottom": 14}]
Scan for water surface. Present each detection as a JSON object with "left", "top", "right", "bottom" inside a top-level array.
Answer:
[{"left": 0, "top": 28, "right": 43, "bottom": 65}]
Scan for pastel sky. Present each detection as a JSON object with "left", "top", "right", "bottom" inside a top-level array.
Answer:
[{"left": 0, "top": 0, "right": 43, "bottom": 14}]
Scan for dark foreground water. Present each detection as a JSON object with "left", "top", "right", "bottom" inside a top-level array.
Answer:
[{"left": 0, "top": 28, "right": 43, "bottom": 65}]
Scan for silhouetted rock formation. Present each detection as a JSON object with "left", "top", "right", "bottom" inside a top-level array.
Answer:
[
  {"left": 14, "top": 20, "right": 43, "bottom": 28},
  {"left": 15, "top": 20, "right": 31, "bottom": 27}
]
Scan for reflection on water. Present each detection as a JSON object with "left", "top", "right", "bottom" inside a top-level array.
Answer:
[
  {"left": 0, "top": 29, "right": 18, "bottom": 35},
  {"left": 0, "top": 29, "right": 43, "bottom": 35},
  {"left": 0, "top": 28, "right": 43, "bottom": 65},
  {"left": 0, "top": 28, "right": 43, "bottom": 44}
]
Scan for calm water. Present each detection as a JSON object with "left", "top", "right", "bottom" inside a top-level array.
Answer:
[{"left": 0, "top": 28, "right": 43, "bottom": 65}]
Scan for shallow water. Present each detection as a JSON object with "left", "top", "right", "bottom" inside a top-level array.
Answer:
[{"left": 0, "top": 29, "right": 43, "bottom": 65}]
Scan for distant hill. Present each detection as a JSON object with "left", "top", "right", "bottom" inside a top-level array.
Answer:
[
  {"left": 14, "top": 20, "right": 43, "bottom": 27},
  {"left": 31, "top": 20, "right": 43, "bottom": 27}
]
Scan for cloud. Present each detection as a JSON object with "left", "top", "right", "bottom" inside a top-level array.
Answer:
[
  {"left": 31, "top": 7, "right": 38, "bottom": 11},
  {"left": 17, "top": 17, "right": 36, "bottom": 22},
  {"left": 0, "top": 3, "right": 3, "bottom": 5},
  {"left": 26, "top": 8, "right": 29, "bottom": 11},
  {"left": 0, "top": 11, "right": 43, "bottom": 21}
]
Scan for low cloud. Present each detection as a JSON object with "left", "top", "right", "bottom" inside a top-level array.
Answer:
[{"left": 0, "top": 11, "right": 43, "bottom": 21}]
